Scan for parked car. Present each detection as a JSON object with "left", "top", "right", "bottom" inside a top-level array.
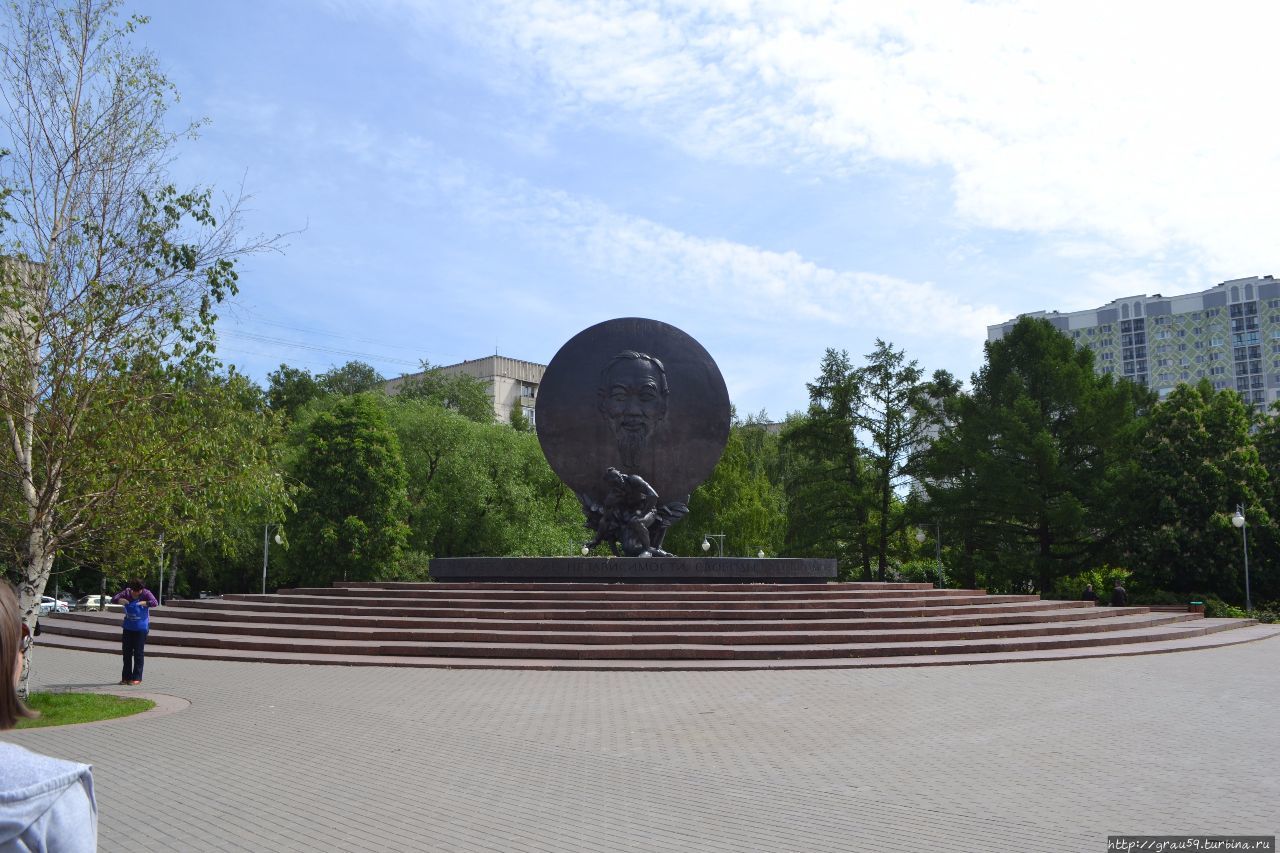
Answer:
[
  {"left": 74, "top": 594, "right": 121, "bottom": 612},
  {"left": 37, "top": 596, "right": 70, "bottom": 616}
]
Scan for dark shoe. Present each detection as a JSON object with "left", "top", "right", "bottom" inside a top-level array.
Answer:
[{"left": 119, "top": 680, "right": 129, "bottom": 685}]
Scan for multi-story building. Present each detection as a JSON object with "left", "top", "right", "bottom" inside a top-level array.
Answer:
[
  {"left": 384, "top": 355, "right": 546, "bottom": 426},
  {"left": 988, "top": 275, "right": 1280, "bottom": 407}
]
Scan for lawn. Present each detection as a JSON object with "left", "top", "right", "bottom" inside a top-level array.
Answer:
[{"left": 15, "top": 692, "right": 156, "bottom": 729}]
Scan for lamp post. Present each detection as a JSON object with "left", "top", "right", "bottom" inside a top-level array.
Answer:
[
  {"left": 915, "top": 522, "right": 944, "bottom": 589},
  {"left": 262, "top": 524, "right": 284, "bottom": 595},
  {"left": 1231, "top": 505, "right": 1253, "bottom": 612},
  {"left": 701, "top": 533, "right": 725, "bottom": 557}
]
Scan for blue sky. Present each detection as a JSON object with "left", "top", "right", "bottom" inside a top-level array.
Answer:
[{"left": 136, "top": 0, "right": 1279, "bottom": 417}]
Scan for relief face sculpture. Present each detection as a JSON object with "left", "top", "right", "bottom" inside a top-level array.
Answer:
[
  {"left": 535, "top": 317, "right": 732, "bottom": 556},
  {"left": 598, "top": 351, "right": 668, "bottom": 469}
]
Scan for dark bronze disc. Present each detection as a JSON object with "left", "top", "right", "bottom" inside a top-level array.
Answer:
[{"left": 536, "top": 317, "right": 731, "bottom": 506}]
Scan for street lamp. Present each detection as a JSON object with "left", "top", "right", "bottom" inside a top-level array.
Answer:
[
  {"left": 701, "top": 533, "right": 725, "bottom": 557},
  {"left": 915, "top": 522, "right": 944, "bottom": 589},
  {"left": 1231, "top": 505, "right": 1253, "bottom": 612},
  {"left": 262, "top": 524, "right": 284, "bottom": 595}
]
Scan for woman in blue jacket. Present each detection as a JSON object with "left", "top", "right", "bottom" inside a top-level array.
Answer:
[
  {"left": 0, "top": 582, "right": 98, "bottom": 851},
  {"left": 111, "top": 579, "right": 158, "bottom": 685}
]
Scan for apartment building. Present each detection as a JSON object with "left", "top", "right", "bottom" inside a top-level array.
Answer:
[
  {"left": 987, "top": 276, "right": 1280, "bottom": 407},
  {"left": 384, "top": 355, "right": 546, "bottom": 426}
]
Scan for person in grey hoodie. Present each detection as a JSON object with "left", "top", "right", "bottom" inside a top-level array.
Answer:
[{"left": 0, "top": 582, "right": 98, "bottom": 852}]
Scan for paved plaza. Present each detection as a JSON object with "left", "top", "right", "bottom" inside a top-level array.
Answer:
[{"left": 4, "top": 638, "right": 1279, "bottom": 852}]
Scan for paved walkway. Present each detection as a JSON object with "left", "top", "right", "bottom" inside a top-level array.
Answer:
[{"left": 5, "top": 639, "right": 1279, "bottom": 852}]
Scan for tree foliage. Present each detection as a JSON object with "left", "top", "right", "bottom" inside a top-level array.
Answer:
[
  {"left": 664, "top": 411, "right": 786, "bottom": 557},
  {"left": 855, "top": 339, "right": 948, "bottom": 580},
  {"left": 318, "top": 360, "right": 385, "bottom": 396},
  {"left": 0, "top": 0, "right": 278, "bottom": 623},
  {"left": 780, "top": 350, "right": 873, "bottom": 578},
  {"left": 921, "top": 317, "right": 1153, "bottom": 593},
  {"left": 284, "top": 394, "right": 409, "bottom": 586},
  {"left": 394, "top": 361, "right": 494, "bottom": 424},
  {"left": 1112, "top": 380, "right": 1268, "bottom": 597},
  {"left": 386, "top": 398, "right": 579, "bottom": 561}
]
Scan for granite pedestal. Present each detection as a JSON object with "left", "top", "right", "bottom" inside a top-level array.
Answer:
[{"left": 429, "top": 556, "right": 837, "bottom": 583}]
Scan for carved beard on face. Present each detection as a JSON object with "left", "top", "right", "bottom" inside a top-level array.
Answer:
[{"left": 614, "top": 422, "right": 649, "bottom": 469}]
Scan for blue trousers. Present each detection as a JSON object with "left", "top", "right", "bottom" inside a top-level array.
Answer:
[{"left": 121, "top": 628, "right": 148, "bottom": 682}]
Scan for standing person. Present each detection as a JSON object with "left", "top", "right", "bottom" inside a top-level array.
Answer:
[
  {"left": 1082, "top": 584, "right": 1097, "bottom": 602},
  {"left": 0, "top": 583, "right": 99, "bottom": 851},
  {"left": 1110, "top": 580, "right": 1128, "bottom": 607},
  {"left": 111, "top": 579, "right": 158, "bottom": 685}
]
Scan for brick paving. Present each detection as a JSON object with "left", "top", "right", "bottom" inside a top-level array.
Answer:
[{"left": 4, "top": 638, "right": 1278, "bottom": 852}]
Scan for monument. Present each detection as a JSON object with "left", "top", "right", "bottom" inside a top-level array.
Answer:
[{"left": 431, "top": 317, "right": 835, "bottom": 581}]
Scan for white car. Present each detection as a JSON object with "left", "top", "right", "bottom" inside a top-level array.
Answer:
[
  {"left": 38, "top": 596, "right": 70, "bottom": 616},
  {"left": 74, "top": 594, "right": 122, "bottom": 612}
]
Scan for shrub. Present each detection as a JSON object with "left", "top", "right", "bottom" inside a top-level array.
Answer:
[{"left": 1050, "top": 566, "right": 1132, "bottom": 601}]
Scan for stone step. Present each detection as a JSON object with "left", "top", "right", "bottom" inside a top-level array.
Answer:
[
  {"left": 208, "top": 592, "right": 1042, "bottom": 611},
  {"left": 68, "top": 604, "right": 1151, "bottom": 633},
  {"left": 268, "top": 586, "right": 978, "bottom": 601},
  {"left": 33, "top": 616, "right": 1253, "bottom": 660},
  {"left": 32, "top": 622, "right": 1280, "bottom": 670},
  {"left": 44, "top": 581, "right": 1267, "bottom": 670},
  {"left": 40, "top": 610, "right": 1200, "bottom": 646},
  {"left": 161, "top": 597, "right": 1082, "bottom": 621},
  {"left": 336, "top": 581, "right": 937, "bottom": 592}
]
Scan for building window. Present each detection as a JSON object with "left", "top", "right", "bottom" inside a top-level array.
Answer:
[
  {"left": 522, "top": 405, "right": 536, "bottom": 425},
  {"left": 1154, "top": 315, "right": 1170, "bottom": 325},
  {"left": 1211, "top": 337, "right": 1225, "bottom": 347}
]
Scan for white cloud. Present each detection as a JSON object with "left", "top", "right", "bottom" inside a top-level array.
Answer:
[
  {"left": 295, "top": 109, "right": 1003, "bottom": 379},
  {"left": 374, "top": 0, "right": 1280, "bottom": 276},
  {"left": 410, "top": 161, "right": 1005, "bottom": 346}
]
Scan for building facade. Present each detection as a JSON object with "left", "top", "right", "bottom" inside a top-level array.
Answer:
[
  {"left": 384, "top": 355, "right": 546, "bottom": 426},
  {"left": 988, "top": 275, "right": 1280, "bottom": 407}
]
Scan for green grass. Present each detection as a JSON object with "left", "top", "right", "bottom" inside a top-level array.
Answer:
[{"left": 15, "top": 692, "right": 155, "bottom": 729}]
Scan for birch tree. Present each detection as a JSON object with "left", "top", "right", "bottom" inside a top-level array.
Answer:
[{"left": 0, "top": 0, "right": 276, "bottom": 624}]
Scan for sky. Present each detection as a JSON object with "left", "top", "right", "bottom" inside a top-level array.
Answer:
[{"left": 130, "top": 0, "right": 1280, "bottom": 417}]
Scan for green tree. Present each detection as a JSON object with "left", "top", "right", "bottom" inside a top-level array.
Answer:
[
  {"left": 0, "top": 0, "right": 276, "bottom": 624},
  {"left": 266, "top": 364, "right": 322, "bottom": 418},
  {"left": 781, "top": 350, "right": 874, "bottom": 578},
  {"left": 286, "top": 394, "right": 409, "bottom": 585},
  {"left": 386, "top": 397, "right": 579, "bottom": 560},
  {"left": 509, "top": 399, "right": 532, "bottom": 432},
  {"left": 1113, "top": 380, "right": 1269, "bottom": 600},
  {"left": 394, "top": 361, "right": 494, "bottom": 424},
  {"left": 923, "top": 317, "right": 1152, "bottom": 593},
  {"left": 318, "top": 360, "right": 385, "bottom": 396},
  {"left": 664, "top": 412, "right": 786, "bottom": 557},
  {"left": 855, "top": 340, "right": 945, "bottom": 580}
]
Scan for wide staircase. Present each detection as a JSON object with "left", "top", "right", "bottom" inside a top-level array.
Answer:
[{"left": 35, "top": 581, "right": 1276, "bottom": 670}]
